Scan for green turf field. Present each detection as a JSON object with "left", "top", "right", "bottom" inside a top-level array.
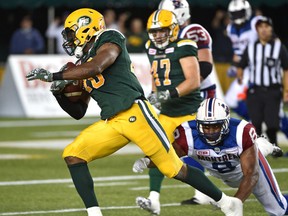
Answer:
[{"left": 0, "top": 117, "right": 287, "bottom": 216}]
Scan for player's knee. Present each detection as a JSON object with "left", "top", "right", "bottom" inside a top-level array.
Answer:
[
  {"left": 160, "top": 169, "right": 175, "bottom": 178},
  {"left": 173, "top": 164, "right": 188, "bottom": 181},
  {"left": 158, "top": 164, "right": 184, "bottom": 179},
  {"left": 64, "top": 156, "right": 86, "bottom": 165}
]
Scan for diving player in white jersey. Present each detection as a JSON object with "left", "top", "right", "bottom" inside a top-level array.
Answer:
[{"left": 134, "top": 98, "right": 288, "bottom": 216}]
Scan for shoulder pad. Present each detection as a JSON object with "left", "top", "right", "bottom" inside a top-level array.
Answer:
[
  {"left": 180, "top": 24, "right": 211, "bottom": 48},
  {"left": 177, "top": 39, "right": 197, "bottom": 48},
  {"left": 98, "top": 29, "right": 126, "bottom": 40}
]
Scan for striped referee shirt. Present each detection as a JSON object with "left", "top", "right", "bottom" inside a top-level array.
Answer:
[{"left": 238, "top": 38, "right": 288, "bottom": 87}]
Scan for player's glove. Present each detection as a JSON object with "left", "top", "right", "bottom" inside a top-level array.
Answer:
[
  {"left": 50, "top": 80, "right": 74, "bottom": 94},
  {"left": 147, "top": 92, "right": 161, "bottom": 110},
  {"left": 26, "top": 68, "right": 53, "bottom": 82},
  {"left": 157, "top": 90, "right": 171, "bottom": 103},
  {"left": 132, "top": 157, "right": 150, "bottom": 173},
  {"left": 147, "top": 92, "right": 158, "bottom": 104},
  {"left": 226, "top": 66, "right": 237, "bottom": 77}
]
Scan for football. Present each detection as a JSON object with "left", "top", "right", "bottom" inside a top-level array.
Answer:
[
  {"left": 61, "top": 62, "right": 89, "bottom": 102},
  {"left": 62, "top": 61, "right": 76, "bottom": 71},
  {"left": 63, "top": 80, "right": 85, "bottom": 102}
]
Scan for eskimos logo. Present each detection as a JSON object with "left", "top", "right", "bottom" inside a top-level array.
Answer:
[{"left": 78, "top": 16, "right": 91, "bottom": 27}]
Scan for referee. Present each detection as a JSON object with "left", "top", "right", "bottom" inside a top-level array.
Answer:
[{"left": 237, "top": 16, "right": 288, "bottom": 147}]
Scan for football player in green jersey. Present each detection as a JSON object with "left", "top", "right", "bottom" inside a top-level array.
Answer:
[
  {"left": 146, "top": 9, "right": 202, "bottom": 144},
  {"left": 26, "top": 8, "right": 241, "bottom": 216},
  {"left": 136, "top": 9, "right": 203, "bottom": 214}
]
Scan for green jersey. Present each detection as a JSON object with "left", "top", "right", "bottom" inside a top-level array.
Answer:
[
  {"left": 82, "top": 30, "right": 145, "bottom": 120},
  {"left": 145, "top": 39, "right": 202, "bottom": 117}
]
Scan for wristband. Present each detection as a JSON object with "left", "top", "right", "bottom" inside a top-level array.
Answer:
[
  {"left": 169, "top": 88, "right": 179, "bottom": 98},
  {"left": 52, "top": 72, "right": 64, "bottom": 80}
]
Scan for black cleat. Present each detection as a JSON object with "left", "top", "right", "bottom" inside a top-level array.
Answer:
[
  {"left": 271, "top": 145, "right": 283, "bottom": 158},
  {"left": 181, "top": 197, "right": 200, "bottom": 205}
]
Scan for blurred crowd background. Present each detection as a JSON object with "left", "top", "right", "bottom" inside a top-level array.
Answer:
[{"left": 0, "top": 0, "right": 288, "bottom": 91}]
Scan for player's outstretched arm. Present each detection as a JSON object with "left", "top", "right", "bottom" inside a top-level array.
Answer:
[
  {"left": 235, "top": 144, "right": 259, "bottom": 202},
  {"left": 26, "top": 42, "right": 122, "bottom": 82}
]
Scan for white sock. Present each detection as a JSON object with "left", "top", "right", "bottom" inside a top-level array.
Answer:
[
  {"left": 194, "top": 189, "right": 214, "bottom": 204},
  {"left": 256, "top": 137, "right": 273, "bottom": 156},
  {"left": 216, "top": 192, "right": 230, "bottom": 207},
  {"left": 148, "top": 191, "right": 160, "bottom": 201},
  {"left": 87, "top": 206, "right": 102, "bottom": 216}
]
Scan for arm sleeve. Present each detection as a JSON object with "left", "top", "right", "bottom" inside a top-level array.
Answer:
[
  {"left": 53, "top": 93, "right": 88, "bottom": 120},
  {"left": 199, "top": 61, "right": 213, "bottom": 79}
]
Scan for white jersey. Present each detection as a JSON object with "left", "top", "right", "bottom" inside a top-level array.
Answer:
[
  {"left": 179, "top": 24, "right": 216, "bottom": 91},
  {"left": 175, "top": 118, "right": 287, "bottom": 215},
  {"left": 226, "top": 16, "right": 260, "bottom": 57}
]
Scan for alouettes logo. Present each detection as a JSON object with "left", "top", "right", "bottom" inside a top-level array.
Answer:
[
  {"left": 196, "top": 150, "right": 210, "bottom": 156},
  {"left": 172, "top": 0, "right": 181, "bottom": 8}
]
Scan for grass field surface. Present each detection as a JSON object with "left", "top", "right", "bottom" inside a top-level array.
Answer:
[{"left": 0, "top": 117, "right": 287, "bottom": 216}]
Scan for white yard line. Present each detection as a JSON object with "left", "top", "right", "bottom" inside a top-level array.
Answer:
[
  {"left": 31, "top": 131, "right": 80, "bottom": 137},
  {"left": 1, "top": 168, "right": 287, "bottom": 187},
  {"left": 0, "top": 119, "right": 95, "bottom": 128},
  {"left": 0, "top": 175, "right": 149, "bottom": 186},
  {"left": 0, "top": 140, "right": 143, "bottom": 153},
  {"left": 0, "top": 154, "right": 43, "bottom": 160}
]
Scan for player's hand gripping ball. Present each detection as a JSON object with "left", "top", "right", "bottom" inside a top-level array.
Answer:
[
  {"left": 62, "top": 80, "right": 85, "bottom": 102},
  {"left": 61, "top": 62, "right": 87, "bottom": 102},
  {"left": 50, "top": 62, "right": 89, "bottom": 102}
]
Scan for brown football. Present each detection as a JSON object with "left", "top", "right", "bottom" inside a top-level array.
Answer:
[
  {"left": 61, "top": 62, "right": 88, "bottom": 102},
  {"left": 63, "top": 80, "right": 85, "bottom": 102}
]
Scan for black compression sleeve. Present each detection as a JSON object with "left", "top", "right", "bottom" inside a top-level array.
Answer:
[
  {"left": 199, "top": 61, "right": 213, "bottom": 79},
  {"left": 53, "top": 93, "right": 87, "bottom": 120}
]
